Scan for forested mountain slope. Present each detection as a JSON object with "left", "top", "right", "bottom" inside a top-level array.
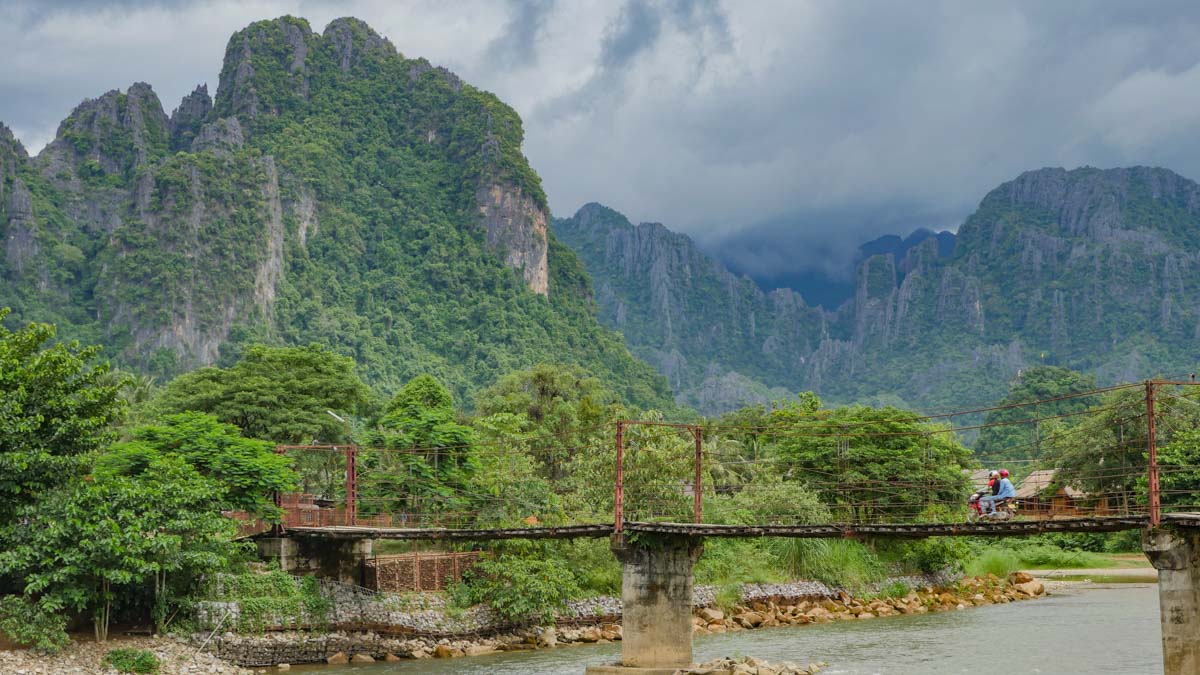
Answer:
[
  {"left": 556, "top": 167, "right": 1200, "bottom": 413},
  {"left": 0, "top": 16, "right": 672, "bottom": 408}
]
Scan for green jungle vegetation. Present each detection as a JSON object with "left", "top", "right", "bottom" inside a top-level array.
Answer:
[
  {"left": 556, "top": 167, "right": 1200, "bottom": 415},
  {"left": 0, "top": 16, "right": 671, "bottom": 412},
  {"left": 0, "top": 313, "right": 1170, "bottom": 647}
]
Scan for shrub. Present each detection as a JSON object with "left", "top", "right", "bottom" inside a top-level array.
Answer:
[
  {"left": 0, "top": 595, "right": 69, "bottom": 654},
  {"left": 965, "top": 548, "right": 1021, "bottom": 578},
  {"left": 103, "top": 648, "right": 160, "bottom": 674},
  {"left": 451, "top": 555, "right": 580, "bottom": 624}
]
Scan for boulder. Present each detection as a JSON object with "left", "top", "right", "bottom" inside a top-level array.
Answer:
[
  {"left": 326, "top": 652, "right": 348, "bottom": 665},
  {"left": 350, "top": 653, "right": 375, "bottom": 663},
  {"left": 1008, "top": 571, "right": 1034, "bottom": 585},
  {"left": 699, "top": 607, "right": 725, "bottom": 623},
  {"left": 1014, "top": 580, "right": 1045, "bottom": 596},
  {"left": 433, "top": 645, "right": 455, "bottom": 658},
  {"left": 384, "top": 653, "right": 401, "bottom": 662}
]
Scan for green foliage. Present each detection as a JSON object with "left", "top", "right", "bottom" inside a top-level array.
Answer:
[
  {"left": 0, "top": 310, "right": 125, "bottom": 525},
  {"left": 153, "top": 344, "right": 371, "bottom": 443},
  {"left": 878, "top": 538, "right": 971, "bottom": 574},
  {"left": 0, "top": 455, "right": 243, "bottom": 641},
  {"left": 103, "top": 648, "right": 160, "bottom": 674},
  {"left": 205, "top": 570, "right": 332, "bottom": 633},
  {"left": 964, "top": 549, "right": 1022, "bottom": 578},
  {"left": 452, "top": 554, "right": 580, "bottom": 625},
  {"left": 770, "top": 539, "right": 886, "bottom": 589},
  {"left": 770, "top": 404, "right": 972, "bottom": 522},
  {"left": 96, "top": 412, "right": 297, "bottom": 519},
  {"left": 0, "top": 595, "right": 70, "bottom": 654},
  {"left": 974, "top": 366, "right": 1098, "bottom": 463}
]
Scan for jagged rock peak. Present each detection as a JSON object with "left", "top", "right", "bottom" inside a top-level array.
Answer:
[
  {"left": 980, "top": 166, "right": 1200, "bottom": 237},
  {"left": 323, "top": 17, "right": 396, "bottom": 71},
  {"left": 48, "top": 82, "right": 169, "bottom": 172},
  {"left": 0, "top": 121, "right": 29, "bottom": 160},
  {"left": 169, "top": 84, "right": 212, "bottom": 150},
  {"left": 214, "top": 16, "right": 315, "bottom": 119}
]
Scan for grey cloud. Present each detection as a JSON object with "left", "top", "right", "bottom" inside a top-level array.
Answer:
[
  {"left": 7, "top": 0, "right": 1200, "bottom": 293},
  {"left": 482, "top": 0, "right": 554, "bottom": 70}
]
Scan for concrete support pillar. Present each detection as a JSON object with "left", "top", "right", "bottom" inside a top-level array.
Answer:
[
  {"left": 1144, "top": 528, "right": 1200, "bottom": 675},
  {"left": 611, "top": 533, "right": 703, "bottom": 670},
  {"left": 257, "top": 537, "right": 373, "bottom": 586}
]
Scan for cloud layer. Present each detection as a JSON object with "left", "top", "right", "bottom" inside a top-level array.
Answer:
[{"left": 5, "top": 1, "right": 1200, "bottom": 283}]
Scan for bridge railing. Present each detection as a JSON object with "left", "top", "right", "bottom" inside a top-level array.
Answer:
[{"left": 256, "top": 380, "right": 1200, "bottom": 537}]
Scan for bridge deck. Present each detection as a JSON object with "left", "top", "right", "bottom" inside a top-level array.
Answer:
[{"left": 274, "top": 513, "right": 1200, "bottom": 541}]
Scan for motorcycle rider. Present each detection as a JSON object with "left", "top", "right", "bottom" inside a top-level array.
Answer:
[{"left": 980, "top": 469, "right": 1016, "bottom": 514}]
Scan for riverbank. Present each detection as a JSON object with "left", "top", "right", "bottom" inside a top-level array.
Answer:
[
  {"left": 0, "top": 635, "right": 258, "bottom": 675},
  {"left": 196, "top": 573, "right": 1046, "bottom": 667}
]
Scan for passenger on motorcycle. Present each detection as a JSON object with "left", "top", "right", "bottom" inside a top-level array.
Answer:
[{"left": 979, "top": 469, "right": 1015, "bottom": 514}]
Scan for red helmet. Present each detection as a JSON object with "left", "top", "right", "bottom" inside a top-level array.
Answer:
[{"left": 1000, "top": 469, "right": 1010, "bottom": 478}]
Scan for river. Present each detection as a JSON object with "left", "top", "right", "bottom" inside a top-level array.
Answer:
[{"left": 297, "top": 582, "right": 1162, "bottom": 675}]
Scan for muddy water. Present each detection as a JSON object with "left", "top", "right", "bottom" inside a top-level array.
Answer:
[{"left": 296, "top": 583, "right": 1162, "bottom": 675}]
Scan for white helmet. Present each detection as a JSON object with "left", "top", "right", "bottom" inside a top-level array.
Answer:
[{"left": 989, "top": 470, "right": 1000, "bottom": 478}]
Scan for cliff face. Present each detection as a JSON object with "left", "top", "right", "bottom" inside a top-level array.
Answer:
[
  {"left": 554, "top": 203, "right": 823, "bottom": 412},
  {"left": 558, "top": 167, "right": 1200, "bottom": 413},
  {"left": 0, "top": 16, "right": 668, "bottom": 408}
]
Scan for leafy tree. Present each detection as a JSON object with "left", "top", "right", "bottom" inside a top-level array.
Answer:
[
  {"left": 1154, "top": 428, "right": 1200, "bottom": 510},
  {"left": 0, "top": 309, "right": 125, "bottom": 525},
  {"left": 476, "top": 364, "right": 622, "bottom": 479},
  {"left": 96, "top": 412, "right": 297, "bottom": 518},
  {"left": 975, "top": 366, "right": 1099, "bottom": 463},
  {"left": 771, "top": 405, "right": 972, "bottom": 522},
  {"left": 152, "top": 344, "right": 371, "bottom": 443},
  {"left": 358, "top": 375, "right": 475, "bottom": 521},
  {"left": 1048, "top": 384, "right": 1200, "bottom": 509},
  {"left": 0, "top": 455, "right": 242, "bottom": 641}
]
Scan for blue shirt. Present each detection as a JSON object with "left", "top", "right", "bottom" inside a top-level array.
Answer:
[{"left": 996, "top": 477, "right": 1016, "bottom": 499}]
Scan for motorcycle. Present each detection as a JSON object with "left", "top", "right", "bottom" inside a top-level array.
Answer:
[{"left": 967, "top": 489, "right": 1018, "bottom": 522}]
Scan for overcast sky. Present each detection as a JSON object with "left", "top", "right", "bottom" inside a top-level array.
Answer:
[{"left": 5, "top": 0, "right": 1200, "bottom": 286}]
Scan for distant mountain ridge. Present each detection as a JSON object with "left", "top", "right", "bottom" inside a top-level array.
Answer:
[
  {"left": 555, "top": 166, "right": 1200, "bottom": 414},
  {"left": 0, "top": 16, "right": 673, "bottom": 408}
]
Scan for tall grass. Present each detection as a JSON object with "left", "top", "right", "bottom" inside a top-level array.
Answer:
[
  {"left": 771, "top": 538, "right": 887, "bottom": 589},
  {"left": 964, "top": 549, "right": 1022, "bottom": 578}
]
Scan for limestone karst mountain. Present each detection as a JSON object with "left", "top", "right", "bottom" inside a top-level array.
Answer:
[
  {"left": 555, "top": 167, "right": 1200, "bottom": 413},
  {"left": 0, "top": 16, "right": 671, "bottom": 408}
]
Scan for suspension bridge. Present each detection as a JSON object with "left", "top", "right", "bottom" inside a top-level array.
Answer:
[{"left": 248, "top": 379, "right": 1200, "bottom": 675}]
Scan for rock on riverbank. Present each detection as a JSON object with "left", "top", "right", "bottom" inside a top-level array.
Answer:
[
  {"left": 680, "top": 656, "right": 828, "bottom": 675},
  {"left": 198, "top": 573, "right": 1044, "bottom": 667},
  {"left": 692, "top": 573, "right": 1045, "bottom": 634},
  {"left": 0, "top": 635, "right": 255, "bottom": 675}
]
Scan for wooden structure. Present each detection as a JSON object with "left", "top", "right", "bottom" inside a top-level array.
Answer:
[
  {"left": 363, "top": 551, "right": 483, "bottom": 592},
  {"left": 1014, "top": 469, "right": 1114, "bottom": 518}
]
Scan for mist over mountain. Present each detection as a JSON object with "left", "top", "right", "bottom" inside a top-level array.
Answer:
[{"left": 557, "top": 166, "right": 1200, "bottom": 414}]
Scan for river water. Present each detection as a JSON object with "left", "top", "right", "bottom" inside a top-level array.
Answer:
[{"left": 298, "top": 582, "right": 1163, "bottom": 675}]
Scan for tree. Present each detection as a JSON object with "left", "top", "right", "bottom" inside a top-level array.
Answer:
[
  {"left": 974, "top": 366, "right": 1098, "bottom": 463},
  {"left": 476, "top": 364, "right": 622, "bottom": 480},
  {"left": 0, "top": 456, "right": 242, "bottom": 641},
  {"left": 771, "top": 405, "right": 972, "bottom": 522},
  {"left": 1047, "top": 384, "right": 1200, "bottom": 508},
  {"left": 0, "top": 309, "right": 125, "bottom": 525},
  {"left": 96, "top": 412, "right": 297, "bottom": 519},
  {"left": 358, "top": 375, "right": 475, "bottom": 522},
  {"left": 152, "top": 344, "right": 371, "bottom": 443}
]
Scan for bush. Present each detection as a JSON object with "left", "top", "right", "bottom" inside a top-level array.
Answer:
[
  {"left": 880, "top": 538, "right": 971, "bottom": 574},
  {"left": 965, "top": 549, "right": 1021, "bottom": 578},
  {"left": 0, "top": 595, "right": 69, "bottom": 654},
  {"left": 452, "top": 555, "right": 580, "bottom": 624},
  {"left": 103, "top": 648, "right": 160, "bottom": 674},
  {"left": 771, "top": 538, "right": 886, "bottom": 589}
]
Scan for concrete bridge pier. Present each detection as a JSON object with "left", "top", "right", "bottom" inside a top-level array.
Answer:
[
  {"left": 257, "top": 536, "right": 373, "bottom": 585},
  {"left": 588, "top": 533, "right": 704, "bottom": 675},
  {"left": 1144, "top": 528, "right": 1200, "bottom": 675}
]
